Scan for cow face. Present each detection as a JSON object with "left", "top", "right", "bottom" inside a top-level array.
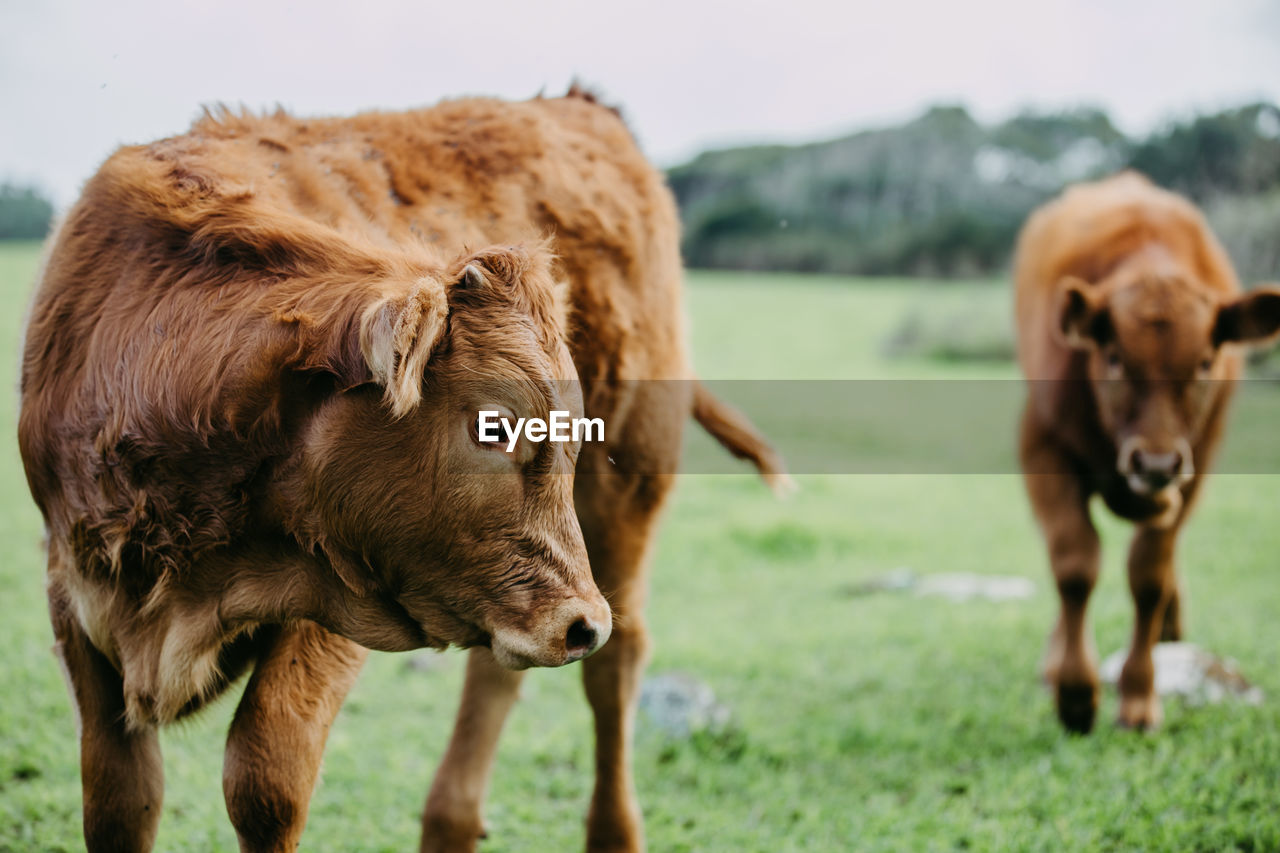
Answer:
[
  {"left": 298, "top": 247, "right": 610, "bottom": 669},
  {"left": 1055, "top": 269, "right": 1280, "bottom": 497}
]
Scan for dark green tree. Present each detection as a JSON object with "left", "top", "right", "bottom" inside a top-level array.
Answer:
[{"left": 0, "top": 184, "right": 55, "bottom": 240}]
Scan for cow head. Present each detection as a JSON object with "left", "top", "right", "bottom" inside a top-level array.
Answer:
[
  {"left": 292, "top": 245, "right": 609, "bottom": 669},
  {"left": 1055, "top": 262, "right": 1280, "bottom": 499}
]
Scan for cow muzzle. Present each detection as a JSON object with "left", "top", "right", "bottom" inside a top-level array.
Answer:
[
  {"left": 489, "top": 595, "right": 613, "bottom": 670},
  {"left": 1118, "top": 436, "right": 1194, "bottom": 496}
]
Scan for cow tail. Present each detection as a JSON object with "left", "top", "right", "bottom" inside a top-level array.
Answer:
[{"left": 692, "top": 379, "right": 796, "bottom": 496}]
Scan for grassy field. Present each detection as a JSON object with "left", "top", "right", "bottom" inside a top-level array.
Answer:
[{"left": 3, "top": 244, "right": 1280, "bottom": 851}]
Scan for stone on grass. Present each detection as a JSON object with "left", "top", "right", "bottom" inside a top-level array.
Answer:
[
  {"left": 403, "top": 650, "right": 456, "bottom": 673},
  {"left": 841, "top": 567, "right": 917, "bottom": 596},
  {"left": 1099, "top": 642, "right": 1263, "bottom": 706},
  {"left": 638, "top": 672, "right": 732, "bottom": 739},
  {"left": 913, "top": 572, "right": 1035, "bottom": 602},
  {"left": 842, "top": 569, "right": 1035, "bottom": 602}
]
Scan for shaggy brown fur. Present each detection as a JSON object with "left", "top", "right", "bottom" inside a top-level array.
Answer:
[
  {"left": 1014, "top": 172, "right": 1280, "bottom": 734},
  {"left": 20, "top": 89, "right": 788, "bottom": 853}
]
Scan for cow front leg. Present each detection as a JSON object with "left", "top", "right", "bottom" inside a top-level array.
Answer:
[
  {"left": 50, "top": 582, "right": 164, "bottom": 853},
  {"left": 1044, "top": 521, "right": 1102, "bottom": 734},
  {"left": 1021, "top": 421, "right": 1102, "bottom": 733},
  {"left": 1158, "top": 579, "right": 1184, "bottom": 642},
  {"left": 582, "top": 615, "right": 650, "bottom": 853},
  {"left": 1118, "top": 525, "right": 1179, "bottom": 730},
  {"left": 576, "top": 477, "right": 673, "bottom": 853},
  {"left": 223, "top": 622, "right": 366, "bottom": 852},
  {"left": 420, "top": 647, "right": 525, "bottom": 853}
]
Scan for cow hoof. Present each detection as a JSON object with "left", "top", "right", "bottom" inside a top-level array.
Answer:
[
  {"left": 1117, "top": 695, "right": 1162, "bottom": 732},
  {"left": 586, "top": 841, "right": 643, "bottom": 853},
  {"left": 420, "top": 816, "right": 485, "bottom": 853},
  {"left": 1055, "top": 682, "right": 1098, "bottom": 734},
  {"left": 585, "top": 817, "right": 643, "bottom": 853}
]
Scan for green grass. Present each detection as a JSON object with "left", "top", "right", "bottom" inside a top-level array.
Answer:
[{"left": 3, "top": 244, "right": 1280, "bottom": 851}]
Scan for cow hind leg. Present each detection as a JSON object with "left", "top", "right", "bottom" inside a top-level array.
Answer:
[
  {"left": 50, "top": 583, "right": 164, "bottom": 853},
  {"left": 223, "top": 622, "right": 366, "bottom": 852},
  {"left": 419, "top": 647, "right": 526, "bottom": 853}
]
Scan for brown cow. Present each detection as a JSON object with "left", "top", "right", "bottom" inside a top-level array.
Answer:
[
  {"left": 19, "top": 88, "right": 788, "bottom": 852},
  {"left": 1014, "top": 171, "right": 1280, "bottom": 733}
]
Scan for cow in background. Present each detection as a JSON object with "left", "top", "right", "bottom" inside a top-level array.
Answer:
[{"left": 1014, "top": 172, "right": 1280, "bottom": 733}]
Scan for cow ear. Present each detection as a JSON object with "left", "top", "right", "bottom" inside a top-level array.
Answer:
[
  {"left": 459, "top": 263, "right": 488, "bottom": 290},
  {"left": 1214, "top": 285, "right": 1280, "bottom": 347},
  {"left": 1053, "top": 276, "right": 1109, "bottom": 349},
  {"left": 358, "top": 278, "right": 450, "bottom": 418}
]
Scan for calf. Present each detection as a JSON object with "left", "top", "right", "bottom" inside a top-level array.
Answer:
[
  {"left": 1014, "top": 171, "right": 1280, "bottom": 733},
  {"left": 19, "top": 88, "right": 787, "bottom": 852}
]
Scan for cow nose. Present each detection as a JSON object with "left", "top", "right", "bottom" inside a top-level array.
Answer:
[
  {"left": 564, "top": 617, "right": 601, "bottom": 660},
  {"left": 489, "top": 597, "right": 611, "bottom": 669},
  {"left": 1131, "top": 448, "right": 1183, "bottom": 490}
]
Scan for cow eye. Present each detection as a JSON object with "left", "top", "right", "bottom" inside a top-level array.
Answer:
[
  {"left": 1104, "top": 350, "right": 1123, "bottom": 377},
  {"left": 1198, "top": 356, "right": 1214, "bottom": 374},
  {"left": 472, "top": 415, "right": 515, "bottom": 450}
]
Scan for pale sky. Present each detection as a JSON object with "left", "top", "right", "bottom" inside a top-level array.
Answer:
[{"left": 3, "top": 0, "right": 1279, "bottom": 207}]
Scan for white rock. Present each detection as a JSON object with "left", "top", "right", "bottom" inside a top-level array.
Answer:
[
  {"left": 403, "top": 650, "right": 456, "bottom": 673},
  {"left": 913, "top": 572, "right": 1035, "bottom": 602},
  {"left": 1099, "top": 642, "right": 1263, "bottom": 706},
  {"left": 842, "top": 567, "right": 917, "bottom": 596},
  {"left": 638, "top": 672, "right": 732, "bottom": 738}
]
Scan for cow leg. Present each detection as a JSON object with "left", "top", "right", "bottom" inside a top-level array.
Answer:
[
  {"left": 420, "top": 647, "right": 525, "bottom": 853},
  {"left": 1117, "top": 525, "right": 1179, "bottom": 730},
  {"left": 1159, "top": 579, "right": 1184, "bottom": 642},
  {"left": 223, "top": 622, "right": 366, "bottom": 852},
  {"left": 49, "top": 583, "right": 164, "bottom": 853},
  {"left": 577, "top": 475, "right": 674, "bottom": 853},
  {"left": 1021, "top": 421, "right": 1101, "bottom": 734}
]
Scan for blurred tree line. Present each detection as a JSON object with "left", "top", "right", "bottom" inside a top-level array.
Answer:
[
  {"left": 0, "top": 183, "right": 54, "bottom": 240},
  {"left": 7, "top": 103, "right": 1279, "bottom": 280},
  {"left": 669, "top": 102, "right": 1280, "bottom": 280}
]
